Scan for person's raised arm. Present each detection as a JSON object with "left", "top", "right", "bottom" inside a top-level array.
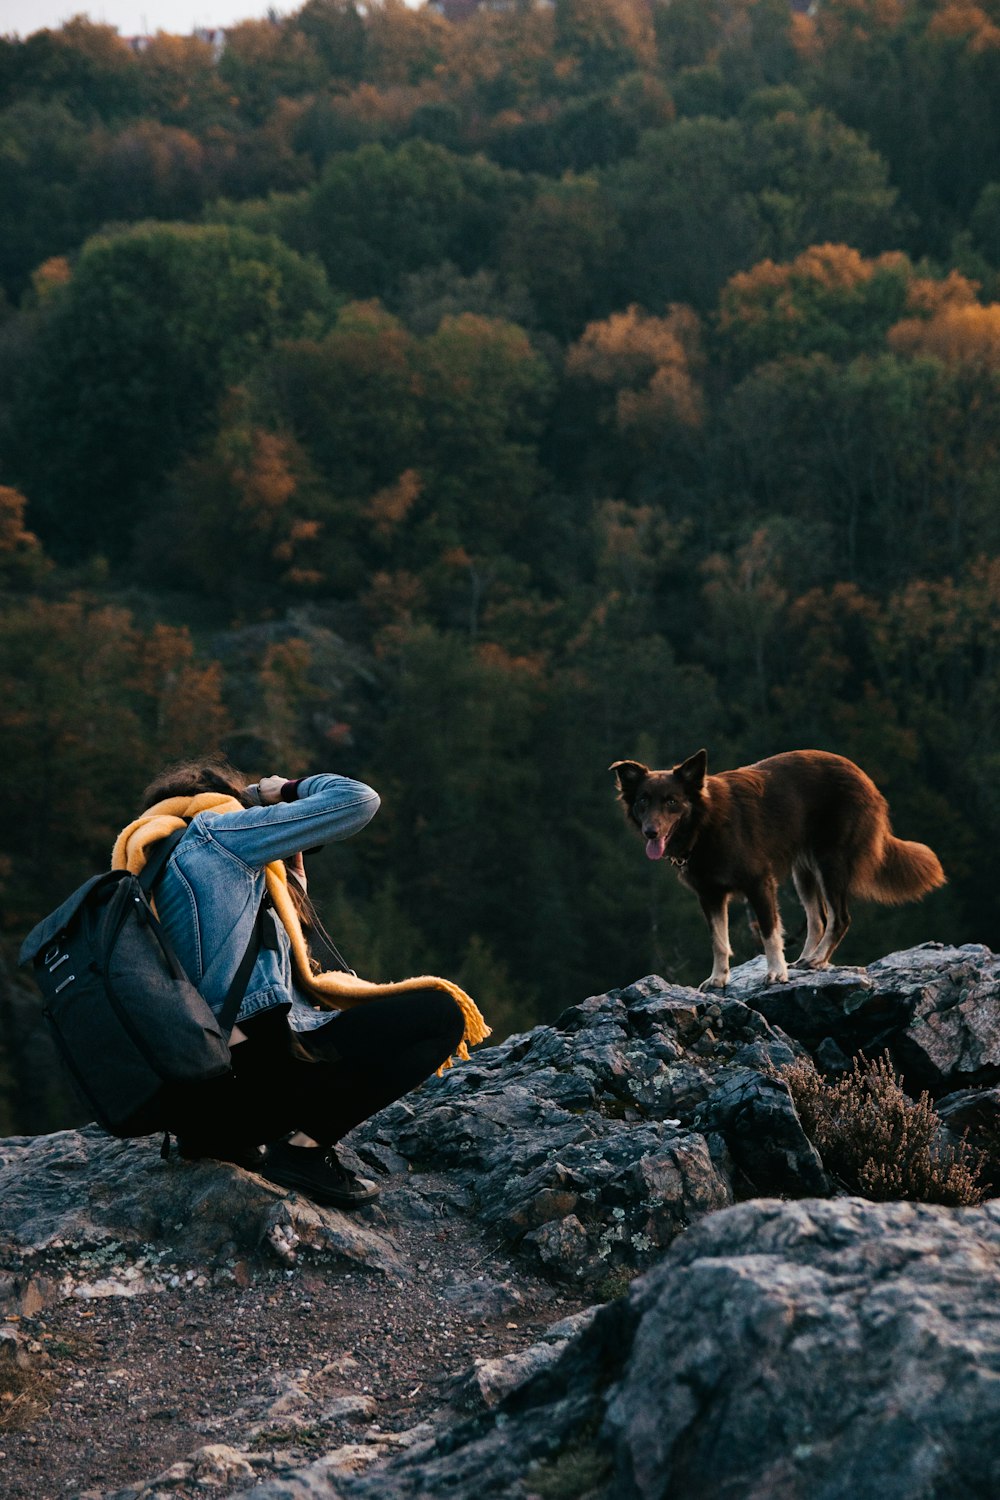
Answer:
[{"left": 198, "top": 773, "right": 380, "bottom": 869}]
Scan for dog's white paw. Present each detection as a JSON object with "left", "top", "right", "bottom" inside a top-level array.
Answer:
[
  {"left": 699, "top": 974, "right": 729, "bottom": 992},
  {"left": 766, "top": 968, "right": 789, "bottom": 984}
]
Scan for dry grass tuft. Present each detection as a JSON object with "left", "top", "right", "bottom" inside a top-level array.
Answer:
[
  {"left": 784, "top": 1052, "right": 984, "bottom": 1206},
  {"left": 0, "top": 1367, "right": 51, "bottom": 1432}
]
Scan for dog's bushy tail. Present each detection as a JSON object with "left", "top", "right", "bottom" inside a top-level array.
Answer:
[{"left": 855, "top": 834, "right": 946, "bottom": 906}]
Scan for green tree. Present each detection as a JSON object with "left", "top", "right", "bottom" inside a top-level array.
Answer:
[
  {"left": 80, "top": 120, "right": 208, "bottom": 223},
  {"left": 496, "top": 175, "right": 625, "bottom": 337},
  {"left": 393, "top": 261, "right": 535, "bottom": 336},
  {"left": 0, "top": 19, "right": 143, "bottom": 123},
  {"left": 652, "top": 0, "right": 726, "bottom": 71},
  {"left": 10, "top": 221, "right": 335, "bottom": 561},
  {"left": 366, "top": 623, "right": 549, "bottom": 1007},
  {"left": 968, "top": 182, "right": 1000, "bottom": 267},
  {"left": 804, "top": 0, "right": 1000, "bottom": 258},
  {"left": 137, "top": 400, "right": 325, "bottom": 613},
  {"left": 607, "top": 108, "right": 898, "bottom": 311},
  {"left": 553, "top": 0, "right": 657, "bottom": 91},
  {"left": 300, "top": 139, "right": 525, "bottom": 298},
  {"left": 132, "top": 32, "right": 228, "bottom": 130},
  {"left": 747, "top": 104, "right": 899, "bottom": 258},
  {"left": 485, "top": 72, "right": 673, "bottom": 175},
  {"left": 0, "top": 597, "right": 229, "bottom": 930},
  {"left": 539, "top": 557, "right": 726, "bottom": 995},
  {"left": 259, "top": 299, "right": 422, "bottom": 518},
  {"left": 0, "top": 99, "right": 92, "bottom": 298},
  {"left": 608, "top": 117, "right": 767, "bottom": 310},
  {"left": 718, "top": 351, "right": 1000, "bottom": 582},
  {"left": 291, "top": 0, "right": 367, "bottom": 82},
  {"left": 415, "top": 312, "right": 554, "bottom": 562},
  {"left": 255, "top": 301, "right": 552, "bottom": 605},
  {"left": 219, "top": 18, "right": 323, "bottom": 123}
]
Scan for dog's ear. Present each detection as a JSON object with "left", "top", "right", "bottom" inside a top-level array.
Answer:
[
  {"left": 675, "top": 748, "right": 708, "bottom": 791},
  {"left": 609, "top": 760, "right": 649, "bottom": 801}
]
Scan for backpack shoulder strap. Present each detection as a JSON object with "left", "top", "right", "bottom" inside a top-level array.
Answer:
[
  {"left": 217, "top": 900, "right": 269, "bottom": 1037},
  {"left": 137, "top": 828, "right": 187, "bottom": 895},
  {"left": 136, "top": 825, "right": 266, "bottom": 1039}
]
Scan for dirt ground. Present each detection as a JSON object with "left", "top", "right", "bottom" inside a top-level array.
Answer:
[{"left": 0, "top": 1169, "right": 592, "bottom": 1500}]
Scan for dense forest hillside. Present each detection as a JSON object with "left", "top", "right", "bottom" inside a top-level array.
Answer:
[{"left": 1, "top": 0, "right": 998, "bottom": 1132}]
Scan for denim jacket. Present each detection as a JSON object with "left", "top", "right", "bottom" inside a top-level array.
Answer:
[{"left": 153, "top": 774, "right": 380, "bottom": 1032}]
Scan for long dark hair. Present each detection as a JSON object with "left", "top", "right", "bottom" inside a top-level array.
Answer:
[
  {"left": 286, "top": 868, "right": 355, "bottom": 977},
  {"left": 140, "top": 757, "right": 254, "bottom": 811}
]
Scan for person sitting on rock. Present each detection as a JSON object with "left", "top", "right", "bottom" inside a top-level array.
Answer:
[{"left": 112, "top": 759, "right": 490, "bottom": 1209}]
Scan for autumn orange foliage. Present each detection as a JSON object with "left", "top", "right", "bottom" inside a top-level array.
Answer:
[
  {"left": 0, "top": 488, "right": 45, "bottom": 568},
  {"left": 365, "top": 470, "right": 424, "bottom": 539},
  {"left": 888, "top": 302, "right": 1000, "bottom": 367},
  {"left": 720, "top": 244, "right": 905, "bottom": 327},
  {"left": 718, "top": 247, "right": 994, "bottom": 370},
  {"left": 30, "top": 257, "right": 72, "bottom": 301},
  {"left": 567, "top": 304, "right": 704, "bottom": 432},
  {"left": 928, "top": 0, "right": 1000, "bottom": 50},
  {"left": 233, "top": 429, "right": 298, "bottom": 524}
]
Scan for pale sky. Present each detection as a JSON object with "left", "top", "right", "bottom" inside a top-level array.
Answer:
[{"left": 0, "top": 0, "right": 420, "bottom": 40}]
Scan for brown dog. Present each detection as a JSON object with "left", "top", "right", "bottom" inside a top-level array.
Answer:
[{"left": 610, "top": 749, "right": 945, "bottom": 989}]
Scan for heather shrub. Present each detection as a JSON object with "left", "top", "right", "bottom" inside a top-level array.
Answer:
[{"left": 784, "top": 1053, "right": 984, "bottom": 1207}]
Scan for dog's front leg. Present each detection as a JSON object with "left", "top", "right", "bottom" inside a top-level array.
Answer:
[
  {"left": 747, "top": 877, "right": 788, "bottom": 984},
  {"left": 697, "top": 891, "right": 731, "bottom": 990}
]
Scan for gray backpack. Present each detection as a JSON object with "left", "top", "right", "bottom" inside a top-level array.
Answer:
[{"left": 19, "top": 831, "right": 262, "bottom": 1138}]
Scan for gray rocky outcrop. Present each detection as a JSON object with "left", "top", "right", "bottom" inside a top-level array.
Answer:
[
  {"left": 3, "top": 943, "right": 998, "bottom": 1309},
  {"left": 3, "top": 942, "right": 1000, "bottom": 1499},
  {"left": 354, "top": 943, "right": 1000, "bottom": 1283},
  {"left": 728, "top": 942, "right": 1000, "bottom": 1092},
  {"left": 604, "top": 1196, "right": 1000, "bottom": 1500},
  {"left": 300, "top": 1196, "right": 1000, "bottom": 1500},
  {"left": 63, "top": 1189, "right": 1000, "bottom": 1499},
  {"left": 354, "top": 974, "right": 808, "bottom": 1283},
  {"left": 0, "top": 1126, "right": 407, "bottom": 1316}
]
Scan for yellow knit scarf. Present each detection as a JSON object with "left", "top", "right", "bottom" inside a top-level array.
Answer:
[{"left": 112, "top": 792, "right": 490, "bottom": 1067}]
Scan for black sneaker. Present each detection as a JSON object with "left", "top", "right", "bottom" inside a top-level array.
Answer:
[
  {"left": 261, "top": 1143, "right": 380, "bottom": 1208},
  {"left": 177, "top": 1139, "right": 269, "bottom": 1172}
]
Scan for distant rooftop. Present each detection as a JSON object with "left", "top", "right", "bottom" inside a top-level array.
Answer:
[{"left": 429, "top": 0, "right": 553, "bottom": 18}]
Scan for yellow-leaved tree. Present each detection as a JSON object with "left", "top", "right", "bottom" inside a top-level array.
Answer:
[{"left": 566, "top": 303, "right": 704, "bottom": 436}]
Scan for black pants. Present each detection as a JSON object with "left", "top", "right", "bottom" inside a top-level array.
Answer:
[{"left": 168, "top": 989, "right": 465, "bottom": 1150}]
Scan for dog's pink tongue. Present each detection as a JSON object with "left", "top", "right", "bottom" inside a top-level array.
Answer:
[{"left": 645, "top": 834, "right": 668, "bottom": 861}]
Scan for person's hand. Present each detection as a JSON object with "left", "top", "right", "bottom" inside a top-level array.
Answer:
[{"left": 258, "top": 775, "right": 288, "bottom": 805}]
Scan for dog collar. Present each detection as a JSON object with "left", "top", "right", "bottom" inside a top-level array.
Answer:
[{"left": 666, "top": 822, "right": 698, "bottom": 869}]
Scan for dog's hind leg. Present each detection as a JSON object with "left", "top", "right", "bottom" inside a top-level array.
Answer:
[
  {"left": 697, "top": 890, "right": 732, "bottom": 990},
  {"left": 792, "top": 860, "right": 827, "bottom": 965},
  {"left": 799, "top": 859, "right": 851, "bottom": 968}
]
